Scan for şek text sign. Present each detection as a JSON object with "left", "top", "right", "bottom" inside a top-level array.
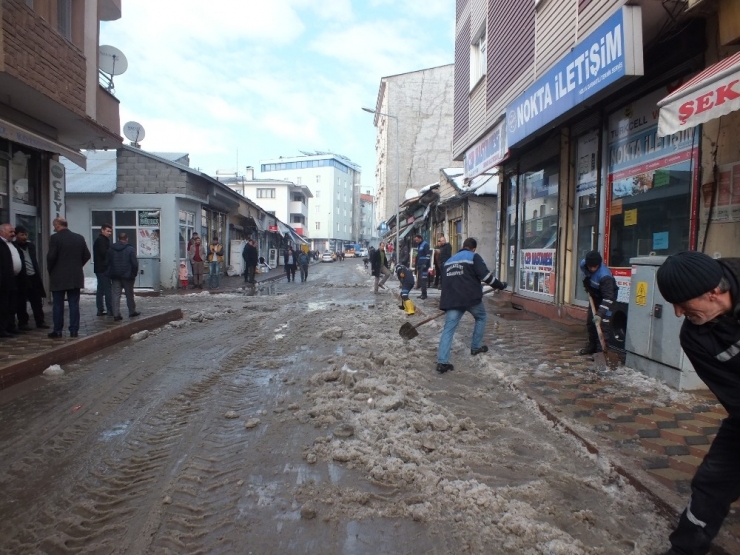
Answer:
[{"left": 505, "top": 6, "right": 644, "bottom": 147}]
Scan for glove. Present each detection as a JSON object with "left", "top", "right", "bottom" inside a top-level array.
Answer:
[
  {"left": 498, "top": 281, "right": 508, "bottom": 291},
  {"left": 593, "top": 314, "right": 602, "bottom": 326},
  {"left": 582, "top": 277, "right": 590, "bottom": 292}
]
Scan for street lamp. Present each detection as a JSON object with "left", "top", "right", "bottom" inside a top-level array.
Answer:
[{"left": 362, "top": 106, "right": 400, "bottom": 262}]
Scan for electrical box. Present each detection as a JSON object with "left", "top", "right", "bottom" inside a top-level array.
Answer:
[
  {"left": 268, "top": 248, "right": 279, "bottom": 268},
  {"left": 625, "top": 256, "right": 704, "bottom": 390}
]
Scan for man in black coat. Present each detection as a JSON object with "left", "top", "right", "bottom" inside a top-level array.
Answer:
[
  {"left": 656, "top": 252, "right": 740, "bottom": 555},
  {"left": 434, "top": 235, "right": 453, "bottom": 289},
  {"left": 13, "top": 226, "right": 48, "bottom": 330},
  {"left": 105, "top": 231, "right": 140, "bottom": 321},
  {"left": 0, "top": 223, "right": 20, "bottom": 338},
  {"left": 93, "top": 223, "right": 113, "bottom": 316},
  {"left": 242, "top": 239, "right": 258, "bottom": 283},
  {"left": 370, "top": 241, "right": 391, "bottom": 293},
  {"left": 47, "top": 217, "right": 91, "bottom": 338}
]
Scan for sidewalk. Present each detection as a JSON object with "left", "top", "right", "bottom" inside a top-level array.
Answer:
[{"left": 474, "top": 295, "right": 740, "bottom": 554}]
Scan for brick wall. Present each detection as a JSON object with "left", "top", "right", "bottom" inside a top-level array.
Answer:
[
  {"left": 117, "top": 150, "right": 190, "bottom": 195},
  {"left": 1, "top": 0, "right": 86, "bottom": 117}
]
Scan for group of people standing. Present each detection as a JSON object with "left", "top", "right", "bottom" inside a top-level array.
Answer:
[{"left": 184, "top": 232, "right": 225, "bottom": 289}]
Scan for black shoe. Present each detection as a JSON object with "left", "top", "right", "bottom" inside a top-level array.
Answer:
[
  {"left": 419, "top": 295, "right": 428, "bottom": 300},
  {"left": 436, "top": 363, "right": 454, "bottom": 374},
  {"left": 113, "top": 316, "right": 123, "bottom": 321},
  {"left": 47, "top": 332, "right": 63, "bottom": 339},
  {"left": 579, "top": 345, "right": 598, "bottom": 355},
  {"left": 18, "top": 324, "right": 33, "bottom": 332},
  {"left": 471, "top": 346, "right": 489, "bottom": 356},
  {"left": 97, "top": 311, "right": 107, "bottom": 316},
  {"left": 36, "top": 323, "right": 50, "bottom": 329},
  {"left": 129, "top": 312, "right": 141, "bottom": 318},
  {"left": 70, "top": 332, "right": 78, "bottom": 338}
]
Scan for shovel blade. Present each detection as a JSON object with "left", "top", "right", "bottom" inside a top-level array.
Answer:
[
  {"left": 399, "top": 322, "right": 419, "bottom": 340},
  {"left": 592, "top": 351, "right": 609, "bottom": 373}
]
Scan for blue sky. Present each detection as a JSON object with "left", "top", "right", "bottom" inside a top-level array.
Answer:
[{"left": 100, "top": 0, "right": 455, "bottom": 193}]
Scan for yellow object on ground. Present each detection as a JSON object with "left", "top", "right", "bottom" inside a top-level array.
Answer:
[{"left": 403, "top": 299, "right": 415, "bottom": 315}]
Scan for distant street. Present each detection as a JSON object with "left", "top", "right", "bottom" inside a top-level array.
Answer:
[{"left": 0, "top": 259, "right": 672, "bottom": 554}]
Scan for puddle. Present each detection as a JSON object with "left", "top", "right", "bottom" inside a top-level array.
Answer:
[{"left": 243, "top": 283, "right": 281, "bottom": 297}]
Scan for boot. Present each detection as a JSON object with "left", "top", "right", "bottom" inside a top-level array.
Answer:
[
  {"left": 579, "top": 343, "right": 598, "bottom": 355},
  {"left": 403, "top": 299, "right": 415, "bottom": 315}
]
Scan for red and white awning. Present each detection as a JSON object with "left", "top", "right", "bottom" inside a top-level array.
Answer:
[{"left": 657, "top": 51, "right": 740, "bottom": 137}]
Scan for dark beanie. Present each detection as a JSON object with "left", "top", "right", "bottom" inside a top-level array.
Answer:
[
  {"left": 656, "top": 251, "right": 723, "bottom": 304},
  {"left": 585, "top": 250, "right": 602, "bottom": 267}
]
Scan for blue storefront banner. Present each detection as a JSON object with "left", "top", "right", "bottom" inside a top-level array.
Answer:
[
  {"left": 464, "top": 121, "right": 505, "bottom": 179},
  {"left": 505, "top": 6, "right": 643, "bottom": 147}
]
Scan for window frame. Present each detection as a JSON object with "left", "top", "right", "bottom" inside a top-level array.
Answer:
[{"left": 470, "top": 24, "right": 487, "bottom": 90}]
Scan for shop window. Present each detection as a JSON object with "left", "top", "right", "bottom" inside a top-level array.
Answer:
[
  {"left": 573, "top": 131, "right": 598, "bottom": 303},
  {"left": 606, "top": 91, "right": 697, "bottom": 268},
  {"left": 178, "top": 210, "right": 195, "bottom": 259},
  {"left": 91, "top": 209, "right": 161, "bottom": 258},
  {"left": 519, "top": 159, "right": 559, "bottom": 298},
  {"left": 450, "top": 219, "right": 463, "bottom": 253},
  {"left": 10, "top": 149, "right": 36, "bottom": 207}
]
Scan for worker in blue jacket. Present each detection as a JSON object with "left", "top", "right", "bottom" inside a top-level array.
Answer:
[
  {"left": 579, "top": 250, "right": 617, "bottom": 355},
  {"left": 396, "top": 265, "right": 415, "bottom": 315},
  {"left": 437, "top": 237, "right": 506, "bottom": 374},
  {"left": 414, "top": 234, "right": 430, "bottom": 300}
]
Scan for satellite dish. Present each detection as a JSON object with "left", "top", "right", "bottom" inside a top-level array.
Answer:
[
  {"left": 404, "top": 188, "right": 419, "bottom": 201},
  {"left": 123, "top": 121, "right": 145, "bottom": 145},
  {"left": 99, "top": 45, "right": 128, "bottom": 76}
]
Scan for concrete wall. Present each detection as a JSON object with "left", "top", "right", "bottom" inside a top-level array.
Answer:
[{"left": 377, "top": 64, "right": 459, "bottom": 223}]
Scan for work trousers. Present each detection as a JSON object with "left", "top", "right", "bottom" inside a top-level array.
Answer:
[
  {"left": 111, "top": 278, "right": 136, "bottom": 318},
  {"left": 586, "top": 300, "right": 612, "bottom": 351},
  {"left": 437, "top": 302, "right": 486, "bottom": 364},
  {"left": 668, "top": 417, "right": 740, "bottom": 555}
]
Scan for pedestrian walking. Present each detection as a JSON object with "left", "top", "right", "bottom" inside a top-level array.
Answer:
[
  {"left": 12, "top": 226, "right": 48, "bottom": 330},
  {"left": 414, "top": 234, "right": 431, "bottom": 300},
  {"left": 179, "top": 262, "right": 189, "bottom": 289},
  {"left": 188, "top": 237, "right": 207, "bottom": 289},
  {"left": 297, "top": 250, "right": 310, "bottom": 282},
  {"left": 284, "top": 248, "right": 297, "bottom": 282},
  {"left": 242, "top": 239, "right": 258, "bottom": 283},
  {"left": 207, "top": 236, "right": 224, "bottom": 289},
  {"left": 46, "top": 217, "right": 91, "bottom": 338},
  {"left": 435, "top": 235, "right": 453, "bottom": 289},
  {"left": 371, "top": 241, "right": 391, "bottom": 293},
  {"left": 578, "top": 250, "right": 617, "bottom": 355},
  {"left": 396, "top": 265, "right": 415, "bottom": 315},
  {"left": 655, "top": 251, "right": 740, "bottom": 555},
  {"left": 436, "top": 237, "right": 507, "bottom": 374},
  {"left": 106, "top": 232, "right": 140, "bottom": 321},
  {"left": 0, "top": 223, "right": 21, "bottom": 337},
  {"left": 93, "top": 223, "right": 113, "bottom": 316}
]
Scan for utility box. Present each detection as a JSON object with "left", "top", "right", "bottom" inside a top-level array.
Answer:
[
  {"left": 229, "top": 240, "right": 246, "bottom": 277},
  {"left": 136, "top": 258, "right": 160, "bottom": 291},
  {"left": 625, "top": 256, "right": 704, "bottom": 390},
  {"left": 269, "top": 248, "right": 279, "bottom": 268}
]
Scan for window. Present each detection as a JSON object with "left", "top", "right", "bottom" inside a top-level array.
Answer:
[
  {"left": 316, "top": 175, "right": 321, "bottom": 183},
  {"left": 315, "top": 190, "right": 320, "bottom": 198},
  {"left": 337, "top": 191, "right": 340, "bottom": 200},
  {"left": 315, "top": 205, "right": 321, "bottom": 213},
  {"left": 257, "top": 188, "right": 276, "bottom": 198},
  {"left": 470, "top": 28, "right": 487, "bottom": 89},
  {"left": 315, "top": 222, "right": 320, "bottom": 230},
  {"left": 58, "top": 0, "right": 72, "bottom": 40},
  {"left": 178, "top": 210, "right": 195, "bottom": 259},
  {"left": 91, "top": 209, "right": 160, "bottom": 258},
  {"left": 296, "top": 177, "right": 302, "bottom": 185}
]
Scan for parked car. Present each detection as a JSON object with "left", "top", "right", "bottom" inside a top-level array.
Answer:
[
  {"left": 321, "top": 251, "right": 335, "bottom": 263},
  {"left": 359, "top": 248, "right": 368, "bottom": 258}
]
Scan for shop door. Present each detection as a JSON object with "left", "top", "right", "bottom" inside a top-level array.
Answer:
[{"left": 572, "top": 131, "right": 599, "bottom": 305}]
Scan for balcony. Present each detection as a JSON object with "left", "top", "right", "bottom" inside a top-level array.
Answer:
[
  {"left": 290, "top": 200, "right": 308, "bottom": 218},
  {"left": 96, "top": 85, "right": 120, "bottom": 136}
]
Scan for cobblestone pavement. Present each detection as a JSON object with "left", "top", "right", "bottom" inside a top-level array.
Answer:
[{"left": 477, "top": 296, "right": 740, "bottom": 549}]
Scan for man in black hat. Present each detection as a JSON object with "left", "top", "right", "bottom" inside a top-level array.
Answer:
[
  {"left": 656, "top": 251, "right": 740, "bottom": 555},
  {"left": 578, "top": 250, "right": 617, "bottom": 355}
]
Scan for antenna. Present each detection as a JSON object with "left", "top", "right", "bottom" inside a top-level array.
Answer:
[
  {"left": 123, "top": 121, "right": 145, "bottom": 147},
  {"left": 99, "top": 45, "right": 128, "bottom": 94}
]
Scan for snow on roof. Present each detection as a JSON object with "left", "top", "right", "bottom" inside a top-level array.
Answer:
[
  {"left": 419, "top": 182, "right": 439, "bottom": 195},
  {"left": 441, "top": 167, "right": 499, "bottom": 196},
  {"left": 62, "top": 150, "right": 117, "bottom": 193}
]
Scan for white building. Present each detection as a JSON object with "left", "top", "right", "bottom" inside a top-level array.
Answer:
[
  {"left": 222, "top": 168, "right": 313, "bottom": 237},
  {"left": 359, "top": 192, "right": 376, "bottom": 246},
  {"left": 259, "top": 152, "right": 361, "bottom": 252}
]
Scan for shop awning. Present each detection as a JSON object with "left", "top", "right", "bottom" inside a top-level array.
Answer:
[
  {"left": 657, "top": 51, "right": 740, "bottom": 137},
  {"left": 0, "top": 116, "right": 87, "bottom": 169}
]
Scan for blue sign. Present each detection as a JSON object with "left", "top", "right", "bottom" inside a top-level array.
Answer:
[
  {"left": 653, "top": 232, "right": 669, "bottom": 250},
  {"left": 505, "top": 6, "right": 643, "bottom": 147},
  {"left": 379, "top": 222, "right": 388, "bottom": 232}
]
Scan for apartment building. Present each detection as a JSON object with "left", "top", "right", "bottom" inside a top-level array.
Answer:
[
  {"left": 358, "top": 192, "right": 375, "bottom": 245},
  {"left": 0, "top": 0, "right": 123, "bottom": 259},
  {"left": 259, "top": 152, "right": 360, "bottom": 253}
]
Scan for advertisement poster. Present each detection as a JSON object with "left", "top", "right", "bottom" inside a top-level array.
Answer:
[
  {"left": 138, "top": 229, "right": 160, "bottom": 258},
  {"left": 701, "top": 162, "right": 740, "bottom": 222},
  {"left": 519, "top": 248, "right": 556, "bottom": 297},
  {"left": 611, "top": 267, "right": 632, "bottom": 304}
]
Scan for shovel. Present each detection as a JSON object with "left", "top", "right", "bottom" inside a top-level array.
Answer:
[
  {"left": 587, "top": 293, "right": 609, "bottom": 373},
  {"left": 399, "top": 286, "right": 497, "bottom": 340}
]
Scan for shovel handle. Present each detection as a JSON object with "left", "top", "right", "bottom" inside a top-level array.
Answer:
[
  {"left": 587, "top": 293, "right": 608, "bottom": 353},
  {"left": 411, "top": 286, "right": 498, "bottom": 331}
]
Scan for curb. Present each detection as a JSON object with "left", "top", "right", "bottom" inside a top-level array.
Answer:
[
  {"left": 522, "top": 387, "right": 740, "bottom": 555},
  {"left": 0, "top": 309, "right": 183, "bottom": 390}
]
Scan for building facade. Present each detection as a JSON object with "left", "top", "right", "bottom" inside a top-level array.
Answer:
[
  {"left": 369, "top": 64, "right": 461, "bottom": 228},
  {"left": 259, "top": 152, "right": 360, "bottom": 253},
  {"left": 358, "top": 192, "right": 375, "bottom": 246},
  {"left": 0, "top": 0, "right": 122, "bottom": 279}
]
